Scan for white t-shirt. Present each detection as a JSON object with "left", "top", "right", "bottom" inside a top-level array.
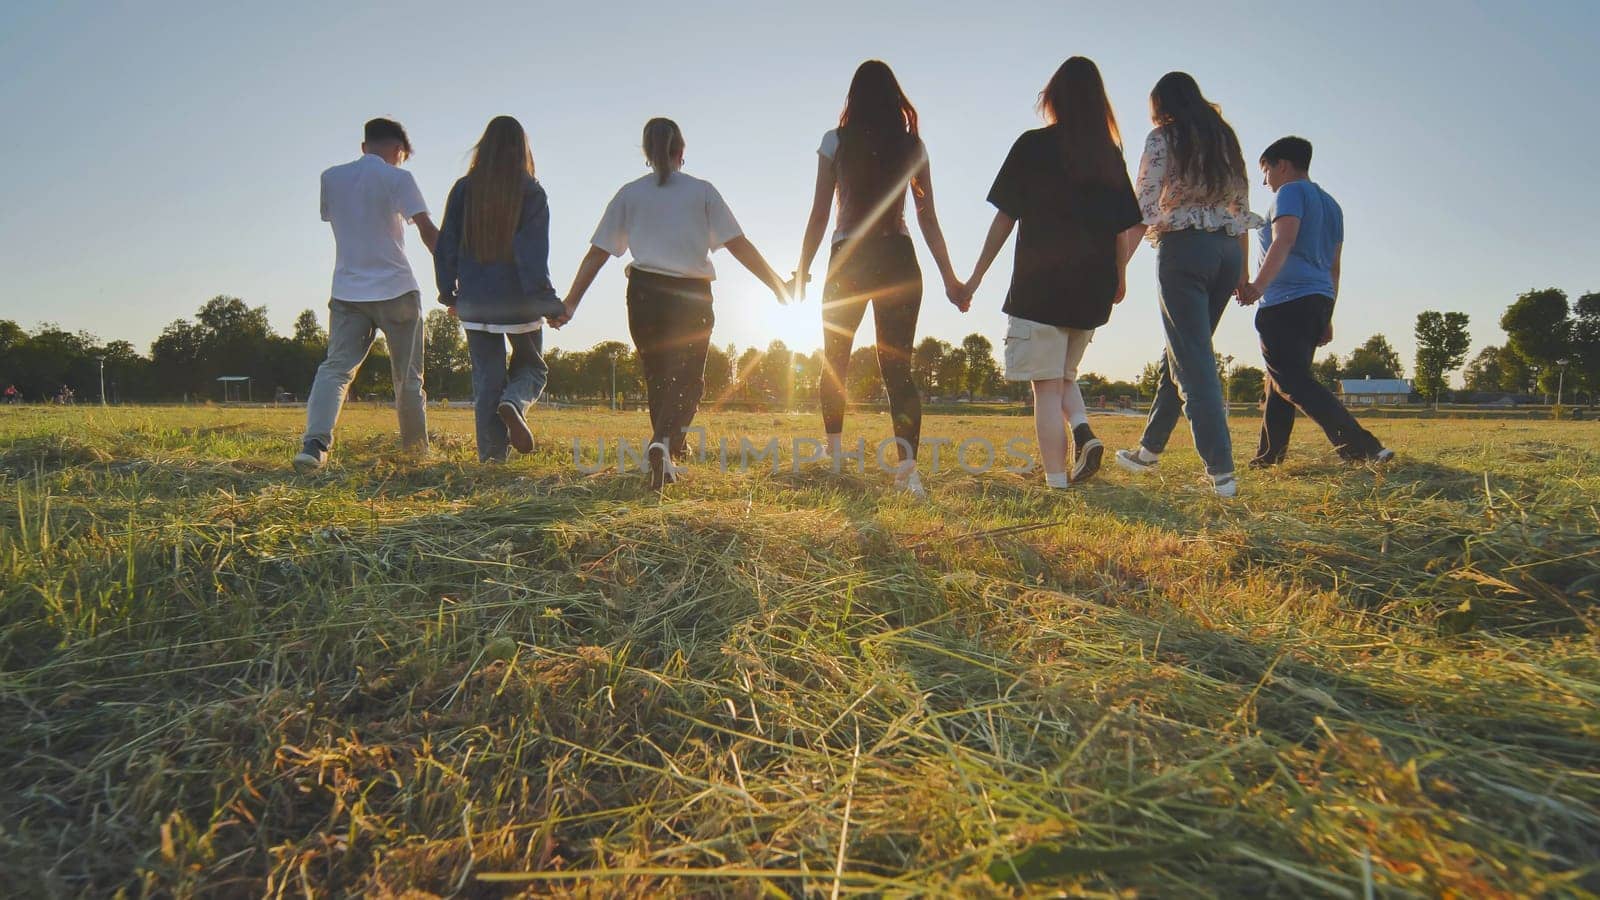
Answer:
[
  {"left": 320, "top": 154, "right": 429, "bottom": 301},
  {"left": 818, "top": 129, "right": 917, "bottom": 245},
  {"left": 589, "top": 172, "right": 743, "bottom": 280}
]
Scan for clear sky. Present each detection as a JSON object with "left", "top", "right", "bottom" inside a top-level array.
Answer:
[{"left": 1, "top": 0, "right": 1595, "bottom": 382}]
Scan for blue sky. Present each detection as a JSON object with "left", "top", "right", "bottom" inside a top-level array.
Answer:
[{"left": 1, "top": 0, "right": 1595, "bottom": 381}]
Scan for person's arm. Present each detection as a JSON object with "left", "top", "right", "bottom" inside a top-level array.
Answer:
[
  {"left": 514, "top": 183, "right": 562, "bottom": 315},
  {"left": 413, "top": 213, "right": 439, "bottom": 253},
  {"left": 1115, "top": 225, "right": 1145, "bottom": 303},
  {"left": 1246, "top": 215, "right": 1300, "bottom": 301},
  {"left": 795, "top": 155, "right": 836, "bottom": 301},
  {"left": 433, "top": 183, "right": 463, "bottom": 306},
  {"left": 1321, "top": 242, "right": 1342, "bottom": 346},
  {"left": 963, "top": 211, "right": 1015, "bottom": 304},
  {"left": 553, "top": 246, "right": 611, "bottom": 327},
  {"left": 1133, "top": 131, "right": 1166, "bottom": 232},
  {"left": 909, "top": 154, "right": 965, "bottom": 305},
  {"left": 724, "top": 235, "right": 789, "bottom": 302}
]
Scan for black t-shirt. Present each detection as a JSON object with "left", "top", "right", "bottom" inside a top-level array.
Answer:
[{"left": 986, "top": 126, "right": 1142, "bottom": 330}]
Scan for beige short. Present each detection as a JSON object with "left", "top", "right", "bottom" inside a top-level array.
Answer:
[{"left": 1003, "top": 317, "right": 1094, "bottom": 382}]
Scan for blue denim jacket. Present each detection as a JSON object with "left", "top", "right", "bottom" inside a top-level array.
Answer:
[{"left": 434, "top": 174, "right": 564, "bottom": 325}]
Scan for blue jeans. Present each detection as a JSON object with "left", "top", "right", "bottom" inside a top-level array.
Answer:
[
  {"left": 1137, "top": 229, "right": 1241, "bottom": 477},
  {"left": 466, "top": 328, "right": 548, "bottom": 462}
]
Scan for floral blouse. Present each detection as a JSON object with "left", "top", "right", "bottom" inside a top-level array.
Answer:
[{"left": 1135, "top": 127, "right": 1263, "bottom": 245}]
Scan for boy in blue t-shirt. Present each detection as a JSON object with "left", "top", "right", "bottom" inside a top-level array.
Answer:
[{"left": 1239, "top": 136, "right": 1392, "bottom": 466}]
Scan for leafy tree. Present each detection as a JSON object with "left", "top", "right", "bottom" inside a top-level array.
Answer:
[
  {"left": 960, "top": 334, "right": 997, "bottom": 398},
  {"left": 703, "top": 343, "right": 734, "bottom": 401},
  {"left": 1571, "top": 291, "right": 1600, "bottom": 404},
  {"left": 1500, "top": 288, "right": 1571, "bottom": 393},
  {"left": 1138, "top": 359, "right": 1164, "bottom": 398},
  {"left": 1312, "top": 354, "right": 1342, "bottom": 389},
  {"left": 1344, "top": 334, "right": 1404, "bottom": 380},
  {"left": 846, "top": 346, "right": 883, "bottom": 401},
  {"left": 1462, "top": 345, "right": 1505, "bottom": 393},
  {"left": 1227, "top": 364, "right": 1266, "bottom": 404},
  {"left": 1413, "top": 311, "right": 1472, "bottom": 403},
  {"left": 150, "top": 318, "right": 208, "bottom": 399},
  {"left": 757, "top": 340, "right": 793, "bottom": 406},
  {"left": 293, "top": 309, "right": 327, "bottom": 345},
  {"left": 936, "top": 348, "right": 968, "bottom": 399},
  {"left": 422, "top": 310, "right": 470, "bottom": 400},
  {"left": 913, "top": 337, "right": 949, "bottom": 397}
]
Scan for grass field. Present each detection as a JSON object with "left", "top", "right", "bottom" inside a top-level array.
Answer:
[{"left": 1, "top": 405, "right": 1597, "bottom": 898}]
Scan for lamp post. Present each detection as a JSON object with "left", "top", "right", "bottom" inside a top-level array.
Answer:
[
  {"left": 96, "top": 356, "right": 106, "bottom": 407},
  {"left": 610, "top": 351, "right": 618, "bottom": 411},
  {"left": 1556, "top": 358, "right": 1570, "bottom": 407}
]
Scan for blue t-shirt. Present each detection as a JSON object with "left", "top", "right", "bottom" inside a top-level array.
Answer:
[{"left": 1258, "top": 180, "right": 1343, "bottom": 307}]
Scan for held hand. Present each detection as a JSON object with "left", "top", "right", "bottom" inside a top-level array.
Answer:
[
  {"left": 549, "top": 298, "right": 578, "bottom": 329},
  {"left": 789, "top": 270, "right": 811, "bottom": 303},
  {"left": 1319, "top": 323, "right": 1333, "bottom": 346},
  {"left": 1236, "top": 281, "right": 1262, "bottom": 306},
  {"left": 1114, "top": 272, "right": 1127, "bottom": 305},
  {"left": 945, "top": 278, "right": 970, "bottom": 312}
]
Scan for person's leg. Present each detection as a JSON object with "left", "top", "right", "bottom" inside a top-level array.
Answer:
[
  {"left": 1267, "top": 296, "right": 1386, "bottom": 459},
  {"left": 1060, "top": 328, "right": 1103, "bottom": 481},
  {"left": 1159, "top": 231, "right": 1235, "bottom": 479},
  {"left": 870, "top": 239, "right": 923, "bottom": 462},
  {"left": 302, "top": 299, "right": 379, "bottom": 452},
  {"left": 663, "top": 297, "right": 714, "bottom": 457},
  {"left": 1032, "top": 378, "right": 1069, "bottom": 481},
  {"left": 820, "top": 245, "right": 869, "bottom": 454},
  {"left": 465, "top": 329, "right": 510, "bottom": 463},
  {"left": 502, "top": 329, "right": 549, "bottom": 413},
  {"left": 372, "top": 291, "right": 428, "bottom": 451},
  {"left": 1253, "top": 302, "right": 1308, "bottom": 466},
  {"left": 626, "top": 278, "right": 669, "bottom": 446},
  {"left": 1134, "top": 353, "right": 1184, "bottom": 460}
]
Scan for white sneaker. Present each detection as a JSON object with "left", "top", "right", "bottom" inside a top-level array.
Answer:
[
  {"left": 894, "top": 467, "right": 927, "bottom": 499},
  {"left": 1373, "top": 448, "right": 1396, "bottom": 464},
  {"left": 1044, "top": 471, "right": 1072, "bottom": 490},
  {"left": 1115, "top": 446, "right": 1160, "bottom": 475},
  {"left": 1211, "top": 472, "right": 1239, "bottom": 499}
]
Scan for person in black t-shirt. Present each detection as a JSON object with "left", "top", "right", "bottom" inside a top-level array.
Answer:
[{"left": 964, "top": 57, "right": 1144, "bottom": 487}]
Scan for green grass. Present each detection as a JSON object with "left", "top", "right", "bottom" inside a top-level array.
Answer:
[{"left": 1, "top": 405, "right": 1597, "bottom": 898}]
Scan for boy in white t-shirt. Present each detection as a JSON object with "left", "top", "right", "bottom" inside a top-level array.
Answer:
[{"left": 295, "top": 118, "right": 440, "bottom": 473}]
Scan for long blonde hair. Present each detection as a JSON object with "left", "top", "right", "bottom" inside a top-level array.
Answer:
[{"left": 465, "top": 116, "right": 536, "bottom": 263}]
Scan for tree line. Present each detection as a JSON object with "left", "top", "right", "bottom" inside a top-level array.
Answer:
[{"left": 5, "top": 289, "right": 1593, "bottom": 406}]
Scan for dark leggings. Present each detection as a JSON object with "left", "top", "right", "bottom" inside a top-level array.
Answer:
[
  {"left": 819, "top": 234, "right": 923, "bottom": 460},
  {"left": 626, "top": 270, "right": 714, "bottom": 457}
]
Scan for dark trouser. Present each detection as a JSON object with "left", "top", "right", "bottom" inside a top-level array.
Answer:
[
  {"left": 1138, "top": 229, "right": 1240, "bottom": 477},
  {"left": 626, "top": 270, "right": 714, "bottom": 457},
  {"left": 820, "top": 234, "right": 922, "bottom": 460},
  {"left": 1253, "top": 295, "right": 1383, "bottom": 464},
  {"left": 465, "top": 328, "right": 548, "bottom": 462}
]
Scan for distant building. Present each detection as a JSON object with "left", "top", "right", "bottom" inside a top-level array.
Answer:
[{"left": 1338, "top": 377, "right": 1412, "bottom": 406}]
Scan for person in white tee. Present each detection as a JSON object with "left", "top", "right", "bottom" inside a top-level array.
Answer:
[
  {"left": 295, "top": 118, "right": 439, "bottom": 473},
  {"left": 551, "top": 117, "right": 793, "bottom": 490}
]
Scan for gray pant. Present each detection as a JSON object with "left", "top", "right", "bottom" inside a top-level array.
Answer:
[
  {"left": 302, "top": 291, "right": 427, "bottom": 451},
  {"left": 1137, "top": 229, "right": 1240, "bottom": 477},
  {"left": 465, "top": 328, "right": 548, "bottom": 462}
]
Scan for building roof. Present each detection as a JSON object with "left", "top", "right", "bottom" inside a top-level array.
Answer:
[{"left": 1339, "top": 378, "right": 1411, "bottom": 394}]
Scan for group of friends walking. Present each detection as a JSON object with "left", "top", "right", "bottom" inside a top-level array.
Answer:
[{"left": 296, "top": 57, "right": 1395, "bottom": 497}]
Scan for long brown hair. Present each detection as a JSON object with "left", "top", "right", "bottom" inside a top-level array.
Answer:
[
  {"left": 464, "top": 116, "right": 535, "bottom": 264},
  {"left": 1149, "top": 71, "right": 1247, "bottom": 201},
  {"left": 1037, "top": 56, "right": 1124, "bottom": 184},
  {"left": 836, "top": 60, "right": 923, "bottom": 211},
  {"left": 643, "top": 118, "right": 685, "bottom": 186}
]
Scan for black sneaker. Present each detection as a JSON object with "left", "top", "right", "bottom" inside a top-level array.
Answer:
[
  {"left": 1071, "top": 424, "right": 1103, "bottom": 483},
  {"left": 292, "top": 439, "right": 327, "bottom": 473}
]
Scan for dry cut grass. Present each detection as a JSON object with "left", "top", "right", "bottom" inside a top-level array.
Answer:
[{"left": 0, "top": 405, "right": 1597, "bottom": 897}]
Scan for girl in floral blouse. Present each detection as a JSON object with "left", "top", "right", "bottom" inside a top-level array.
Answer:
[{"left": 1114, "top": 71, "right": 1263, "bottom": 498}]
